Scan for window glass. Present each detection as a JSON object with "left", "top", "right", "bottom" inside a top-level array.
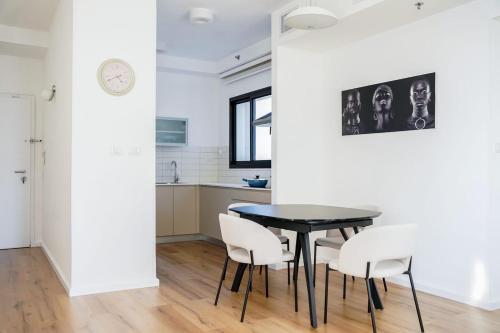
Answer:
[
  {"left": 235, "top": 101, "right": 251, "bottom": 161},
  {"left": 254, "top": 96, "right": 272, "bottom": 161}
]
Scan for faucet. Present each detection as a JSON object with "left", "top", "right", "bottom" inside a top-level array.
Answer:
[{"left": 171, "top": 160, "right": 179, "bottom": 184}]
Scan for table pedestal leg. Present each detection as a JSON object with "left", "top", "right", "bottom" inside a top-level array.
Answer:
[
  {"left": 231, "top": 263, "right": 247, "bottom": 292},
  {"left": 293, "top": 235, "right": 301, "bottom": 312},
  {"left": 298, "top": 232, "right": 318, "bottom": 328},
  {"left": 369, "top": 278, "right": 384, "bottom": 310}
]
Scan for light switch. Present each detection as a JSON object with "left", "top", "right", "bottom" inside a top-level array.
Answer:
[
  {"left": 128, "top": 146, "right": 142, "bottom": 156},
  {"left": 110, "top": 146, "right": 123, "bottom": 156}
]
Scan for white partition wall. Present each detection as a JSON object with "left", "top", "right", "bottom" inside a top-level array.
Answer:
[
  {"left": 70, "top": 0, "right": 158, "bottom": 295},
  {"left": 42, "top": 0, "right": 158, "bottom": 295},
  {"left": 273, "top": 0, "right": 499, "bottom": 309}
]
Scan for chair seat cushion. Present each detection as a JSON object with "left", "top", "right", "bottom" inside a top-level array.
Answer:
[
  {"left": 229, "top": 247, "right": 295, "bottom": 264},
  {"left": 328, "top": 258, "right": 406, "bottom": 278},
  {"left": 316, "top": 236, "right": 345, "bottom": 249}
]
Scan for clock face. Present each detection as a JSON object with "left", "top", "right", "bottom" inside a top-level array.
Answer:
[{"left": 97, "top": 59, "right": 135, "bottom": 96}]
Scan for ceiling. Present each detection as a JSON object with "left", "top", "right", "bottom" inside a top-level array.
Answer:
[
  {"left": 0, "top": 0, "right": 59, "bottom": 30},
  {"left": 157, "top": 0, "right": 289, "bottom": 61},
  {"left": 285, "top": 0, "right": 475, "bottom": 53}
]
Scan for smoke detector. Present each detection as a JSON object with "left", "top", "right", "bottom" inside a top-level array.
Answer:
[{"left": 189, "top": 8, "right": 214, "bottom": 24}]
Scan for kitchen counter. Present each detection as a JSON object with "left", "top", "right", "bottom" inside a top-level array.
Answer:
[
  {"left": 200, "top": 183, "right": 271, "bottom": 191},
  {"left": 156, "top": 182, "right": 271, "bottom": 191}
]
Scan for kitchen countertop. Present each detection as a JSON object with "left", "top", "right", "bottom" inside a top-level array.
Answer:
[{"left": 156, "top": 182, "right": 271, "bottom": 191}]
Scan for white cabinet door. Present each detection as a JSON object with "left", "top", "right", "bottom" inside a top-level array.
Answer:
[{"left": 0, "top": 94, "right": 32, "bottom": 249}]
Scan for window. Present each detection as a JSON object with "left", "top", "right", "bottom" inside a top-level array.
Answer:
[{"left": 229, "top": 87, "right": 272, "bottom": 169}]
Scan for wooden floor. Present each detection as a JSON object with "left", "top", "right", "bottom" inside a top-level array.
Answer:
[{"left": 1, "top": 242, "right": 499, "bottom": 333}]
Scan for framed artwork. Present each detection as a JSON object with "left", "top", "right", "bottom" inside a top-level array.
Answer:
[{"left": 342, "top": 73, "right": 435, "bottom": 136}]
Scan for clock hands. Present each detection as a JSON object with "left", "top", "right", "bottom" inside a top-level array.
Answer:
[{"left": 107, "top": 74, "right": 124, "bottom": 83}]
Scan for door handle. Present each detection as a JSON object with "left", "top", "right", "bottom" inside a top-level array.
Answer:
[
  {"left": 14, "top": 170, "right": 26, "bottom": 174},
  {"left": 21, "top": 176, "right": 27, "bottom": 184}
]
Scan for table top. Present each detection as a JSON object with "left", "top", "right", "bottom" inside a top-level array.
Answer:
[{"left": 229, "top": 204, "right": 381, "bottom": 225}]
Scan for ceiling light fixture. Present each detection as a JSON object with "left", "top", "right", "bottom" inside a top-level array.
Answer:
[
  {"left": 189, "top": 8, "right": 214, "bottom": 24},
  {"left": 284, "top": 0, "right": 337, "bottom": 30}
]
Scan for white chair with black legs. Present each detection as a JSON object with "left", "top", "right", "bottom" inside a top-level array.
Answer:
[
  {"left": 228, "top": 203, "right": 292, "bottom": 284},
  {"left": 313, "top": 205, "right": 387, "bottom": 296},
  {"left": 214, "top": 213, "right": 295, "bottom": 322},
  {"left": 323, "top": 224, "right": 424, "bottom": 333}
]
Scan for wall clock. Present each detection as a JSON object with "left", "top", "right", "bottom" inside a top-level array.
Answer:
[{"left": 97, "top": 58, "right": 135, "bottom": 96}]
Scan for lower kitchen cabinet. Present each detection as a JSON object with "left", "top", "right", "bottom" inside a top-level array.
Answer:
[
  {"left": 173, "top": 186, "right": 198, "bottom": 235},
  {"left": 156, "top": 186, "right": 199, "bottom": 237},
  {"left": 156, "top": 186, "right": 174, "bottom": 236},
  {"left": 199, "top": 186, "right": 271, "bottom": 240},
  {"left": 157, "top": 185, "right": 270, "bottom": 239}
]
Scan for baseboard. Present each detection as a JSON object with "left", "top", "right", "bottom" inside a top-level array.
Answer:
[
  {"left": 40, "top": 243, "right": 71, "bottom": 294},
  {"left": 387, "top": 276, "right": 499, "bottom": 311},
  {"left": 69, "top": 277, "right": 160, "bottom": 297},
  {"left": 156, "top": 234, "right": 208, "bottom": 244},
  {"left": 30, "top": 240, "right": 42, "bottom": 247},
  {"left": 486, "top": 299, "right": 500, "bottom": 310}
]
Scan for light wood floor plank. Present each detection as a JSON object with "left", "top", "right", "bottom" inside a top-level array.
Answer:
[{"left": 1, "top": 242, "right": 499, "bottom": 333}]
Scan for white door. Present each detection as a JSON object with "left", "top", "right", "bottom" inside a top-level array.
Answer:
[{"left": 0, "top": 94, "right": 32, "bottom": 249}]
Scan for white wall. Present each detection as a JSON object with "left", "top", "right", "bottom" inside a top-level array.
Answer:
[
  {"left": 157, "top": 70, "right": 219, "bottom": 147},
  {"left": 0, "top": 54, "right": 44, "bottom": 246},
  {"left": 69, "top": 0, "right": 158, "bottom": 295},
  {"left": 274, "top": 0, "right": 498, "bottom": 308},
  {"left": 42, "top": 0, "right": 73, "bottom": 290},
  {"left": 488, "top": 15, "right": 500, "bottom": 307}
]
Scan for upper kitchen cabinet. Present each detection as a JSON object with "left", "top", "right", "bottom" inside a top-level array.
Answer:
[{"left": 156, "top": 117, "right": 188, "bottom": 146}]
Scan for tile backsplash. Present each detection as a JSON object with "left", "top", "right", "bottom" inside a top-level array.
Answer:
[{"left": 156, "top": 146, "right": 271, "bottom": 186}]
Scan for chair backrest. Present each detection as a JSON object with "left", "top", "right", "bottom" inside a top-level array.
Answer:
[
  {"left": 338, "top": 224, "right": 417, "bottom": 278},
  {"left": 325, "top": 204, "right": 381, "bottom": 237},
  {"left": 228, "top": 202, "right": 283, "bottom": 236},
  {"left": 219, "top": 213, "right": 283, "bottom": 265}
]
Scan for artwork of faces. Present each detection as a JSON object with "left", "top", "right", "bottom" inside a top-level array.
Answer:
[{"left": 342, "top": 73, "right": 435, "bottom": 135}]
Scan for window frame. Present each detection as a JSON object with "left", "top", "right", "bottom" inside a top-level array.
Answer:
[{"left": 229, "top": 86, "right": 272, "bottom": 169}]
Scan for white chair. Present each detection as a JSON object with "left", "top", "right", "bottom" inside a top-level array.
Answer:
[
  {"left": 324, "top": 224, "right": 424, "bottom": 333},
  {"left": 228, "top": 202, "right": 291, "bottom": 284},
  {"left": 313, "top": 205, "right": 385, "bottom": 295},
  {"left": 214, "top": 213, "right": 295, "bottom": 322}
]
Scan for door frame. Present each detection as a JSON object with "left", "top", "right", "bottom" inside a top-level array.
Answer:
[{"left": 0, "top": 93, "right": 36, "bottom": 247}]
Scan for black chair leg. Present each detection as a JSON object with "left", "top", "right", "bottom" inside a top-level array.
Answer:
[
  {"left": 265, "top": 265, "right": 269, "bottom": 298},
  {"left": 352, "top": 276, "right": 356, "bottom": 282},
  {"left": 324, "top": 264, "right": 330, "bottom": 323},
  {"left": 408, "top": 272, "right": 424, "bottom": 332},
  {"left": 287, "top": 240, "right": 291, "bottom": 285},
  {"left": 365, "top": 278, "right": 377, "bottom": 333},
  {"left": 313, "top": 242, "right": 317, "bottom": 287},
  {"left": 383, "top": 278, "right": 388, "bottom": 292},
  {"left": 241, "top": 264, "right": 255, "bottom": 322},
  {"left": 343, "top": 274, "right": 347, "bottom": 299},
  {"left": 294, "top": 262, "right": 298, "bottom": 312},
  {"left": 287, "top": 262, "right": 291, "bottom": 285},
  {"left": 259, "top": 265, "right": 262, "bottom": 275},
  {"left": 249, "top": 265, "right": 253, "bottom": 291},
  {"left": 214, "top": 255, "right": 229, "bottom": 306}
]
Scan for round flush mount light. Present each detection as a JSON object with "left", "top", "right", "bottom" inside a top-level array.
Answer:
[
  {"left": 285, "top": 5, "right": 337, "bottom": 30},
  {"left": 189, "top": 8, "right": 214, "bottom": 24}
]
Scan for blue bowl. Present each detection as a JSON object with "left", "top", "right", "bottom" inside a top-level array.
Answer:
[{"left": 242, "top": 178, "right": 268, "bottom": 188}]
